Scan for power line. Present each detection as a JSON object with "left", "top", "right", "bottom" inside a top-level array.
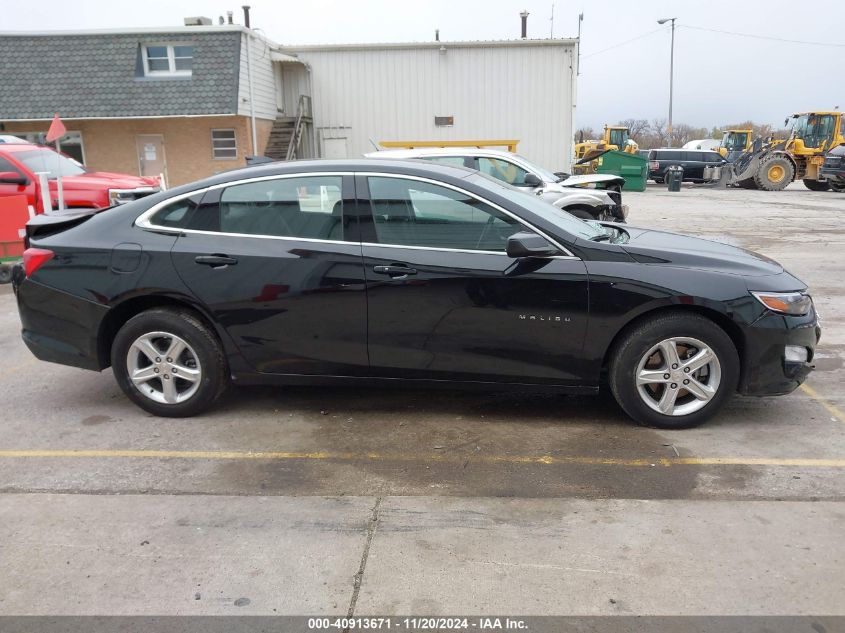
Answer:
[
  {"left": 680, "top": 24, "right": 845, "bottom": 48},
  {"left": 581, "top": 26, "right": 668, "bottom": 59}
]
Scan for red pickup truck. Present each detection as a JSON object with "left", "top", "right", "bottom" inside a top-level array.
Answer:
[{"left": 0, "top": 142, "right": 160, "bottom": 212}]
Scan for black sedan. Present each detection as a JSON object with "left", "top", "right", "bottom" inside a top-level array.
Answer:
[{"left": 12, "top": 159, "right": 820, "bottom": 428}]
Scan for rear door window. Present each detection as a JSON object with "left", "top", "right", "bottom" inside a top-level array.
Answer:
[
  {"left": 146, "top": 176, "right": 349, "bottom": 241},
  {"left": 420, "top": 156, "right": 471, "bottom": 168},
  {"left": 216, "top": 176, "right": 344, "bottom": 239}
]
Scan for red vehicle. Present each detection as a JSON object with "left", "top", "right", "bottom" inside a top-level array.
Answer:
[{"left": 0, "top": 142, "right": 160, "bottom": 213}]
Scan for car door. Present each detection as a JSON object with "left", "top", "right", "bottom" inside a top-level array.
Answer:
[
  {"left": 166, "top": 173, "right": 369, "bottom": 376},
  {"left": 682, "top": 152, "right": 705, "bottom": 180},
  {"left": 0, "top": 155, "right": 37, "bottom": 210},
  {"left": 358, "top": 173, "right": 589, "bottom": 385}
]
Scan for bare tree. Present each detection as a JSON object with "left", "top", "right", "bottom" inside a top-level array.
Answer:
[
  {"left": 617, "top": 118, "right": 650, "bottom": 141},
  {"left": 575, "top": 127, "right": 597, "bottom": 143}
]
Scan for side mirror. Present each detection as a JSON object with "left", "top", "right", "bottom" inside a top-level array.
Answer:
[
  {"left": 523, "top": 173, "right": 542, "bottom": 187},
  {"left": 506, "top": 231, "right": 559, "bottom": 258},
  {"left": 0, "top": 171, "right": 27, "bottom": 186}
]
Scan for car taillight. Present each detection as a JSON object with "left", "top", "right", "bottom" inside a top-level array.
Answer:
[{"left": 22, "top": 248, "right": 55, "bottom": 277}]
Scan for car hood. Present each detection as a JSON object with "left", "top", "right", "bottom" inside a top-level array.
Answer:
[
  {"left": 621, "top": 226, "right": 784, "bottom": 277},
  {"left": 558, "top": 174, "right": 625, "bottom": 188},
  {"left": 50, "top": 172, "right": 160, "bottom": 190}
]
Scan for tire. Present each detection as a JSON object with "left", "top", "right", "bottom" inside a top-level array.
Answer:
[
  {"left": 737, "top": 178, "right": 758, "bottom": 190},
  {"left": 753, "top": 155, "right": 794, "bottom": 191},
  {"left": 803, "top": 179, "right": 830, "bottom": 192},
  {"left": 111, "top": 308, "right": 228, "bottom": 417},
  {"left": 654, "top": 178, "right": 664, "bottom": 184},
  {"left": 0, "top": 264, "right": 11, "bottom": 285},
  {"left": 563, "top": 205, "right": 599, "bottom": 221},
  {"left": 608, "top": 312, "right": 739, "bottom": 429},
  {"left": 830, "top": 181, "right": 845, "bottom": 193}
]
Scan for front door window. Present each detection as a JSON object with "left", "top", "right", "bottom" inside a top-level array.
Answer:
[
  {"left": 476, "top": 157, "right": 530, "bottom": 186},
  {"left": 368, "top": 176, "right": 526, "bottom": 252}
]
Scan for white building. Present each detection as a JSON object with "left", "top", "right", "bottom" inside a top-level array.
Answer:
[
  {"left": 1, "top": 21, "right": 579, "bottom": 185},
  {"left": 280, "top": 39, "right": 579, "bottom": 171}
]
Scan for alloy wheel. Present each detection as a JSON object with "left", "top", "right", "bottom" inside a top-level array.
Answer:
[
  {"left": 635, "top": 337, "right": 722, "bottom": 417},
  {"left": 126, "top": 331, "right": 202, "bottom": 405}
]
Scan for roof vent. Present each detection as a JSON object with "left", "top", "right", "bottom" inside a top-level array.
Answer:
[{"left": 184, "top": 16, "right": 212, "bottom": 26}]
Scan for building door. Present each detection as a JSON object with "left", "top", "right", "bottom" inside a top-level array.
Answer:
[
  {"left": 136, "top": 135, "right": 167, "bottom": 181},
  {"left": 323, "top": 137, "right": 348, "bottom": 159}
]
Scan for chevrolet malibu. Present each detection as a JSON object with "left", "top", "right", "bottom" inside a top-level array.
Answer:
[{"left": 12, "top": 160, "right": 820, "bottom": 428}]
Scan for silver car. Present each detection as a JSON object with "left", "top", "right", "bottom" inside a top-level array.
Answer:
[{"left": 365, "top": 147, "right": 627, "bottom": 222}]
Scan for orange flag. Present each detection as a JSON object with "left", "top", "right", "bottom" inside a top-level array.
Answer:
[{"left": 46, "top": 113, "right": 66, "bottom": 143}]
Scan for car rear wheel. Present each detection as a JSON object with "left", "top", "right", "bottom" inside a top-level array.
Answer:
[
  {"left": 608, "top": 313, "right": 739, "bottom": 429},
  {"left": 111, "top": 308, "right": 228, "bottom": 417}
]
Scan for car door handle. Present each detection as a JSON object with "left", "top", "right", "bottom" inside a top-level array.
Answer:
[
  {"left": 373, "top": 264, "right": 417, "bottom": 278},
  {"left": 195, "top": 254, "right": 238, "bottom": 268}
]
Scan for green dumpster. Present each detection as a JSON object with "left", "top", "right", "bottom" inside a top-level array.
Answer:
[{"left": 595, "top": 150, "right": 648, "bottom": 192}]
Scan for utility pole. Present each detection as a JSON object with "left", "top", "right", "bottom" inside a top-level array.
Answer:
[{"left": 657, "top": 17, "right": 676, "bottom": 146}]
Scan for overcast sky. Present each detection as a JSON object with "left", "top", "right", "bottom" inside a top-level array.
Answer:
[{"left": 6, "top": 0, "right": 844, "bottom": 130}]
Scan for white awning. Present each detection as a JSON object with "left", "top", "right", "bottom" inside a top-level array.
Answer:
[{"left": 270, "top": 51, "right": 304, "bottom": 64}]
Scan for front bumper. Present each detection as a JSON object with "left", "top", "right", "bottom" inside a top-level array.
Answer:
[
  {"left": 738, "top": 308, "right": 821, "bottom": 396},
  {"left": 820, "top": 167, "right": 845, "bottom": 184}
]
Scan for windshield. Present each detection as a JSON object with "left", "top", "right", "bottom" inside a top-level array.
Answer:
[
  {"left": 789, "top": 114, "right": 837, "bottom": 148},
  {"left": 13, "top": 149, "right": 87, "bottom": 179},
  {"left": 609, "top": 128, "right": 629, "bottom": 147},
  {"left": 722, "top": 132, "right": 748, "bottom": 151},
  {"left": 510, "top": 154, "right": 560, "bottom": 183},
  {"left": 467, "top": 172, "right": 604, "bottom": 241}
]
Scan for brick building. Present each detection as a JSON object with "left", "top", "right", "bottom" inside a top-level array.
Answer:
[{"left": 0, "top": 24, "right": 313, "bottom": 186}]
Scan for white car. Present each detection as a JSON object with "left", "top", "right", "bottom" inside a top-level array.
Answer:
[
  {"left": 365, "top": 147, "right": 627, "bottom": 223},
  {"left": 0, "top": 135, "right": 31, "bottom": 144}
]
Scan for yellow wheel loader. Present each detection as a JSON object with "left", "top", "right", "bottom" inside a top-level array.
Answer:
[
  {"left": 727, "top": 112, "right": 844, "bottom": 191},
  {"left": 574, "top": 125, "right": 639, "bottom": 173}
]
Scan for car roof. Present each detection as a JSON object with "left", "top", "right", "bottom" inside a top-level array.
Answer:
[
  {"left": 157, "top": 158, "right": 481, "bottom": 199},
  {"left": 650, "top": 148, "right": 718, "bottom": 154},
  {"left": 366, "top": 147, "right": 517, "bottom": 159},
  {"left": 0, "top": 143, "right": 45, "bottom": 153}
]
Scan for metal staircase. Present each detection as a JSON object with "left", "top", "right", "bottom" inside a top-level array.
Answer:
[{"left": 265, "top": 95, "right": 311, "bottom": 161}]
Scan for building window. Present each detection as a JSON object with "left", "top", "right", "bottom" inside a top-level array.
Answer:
[
  {"left": 211, "top": 129, "right": 237, "bottom": 160},
  {"left": 142, "top": 44, "right": 193, "bottom": 76}
]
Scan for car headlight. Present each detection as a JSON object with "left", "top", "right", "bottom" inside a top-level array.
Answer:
[
  {"left": 108, "top": 189, "right": 135, "bottom": 205},
  {"left": 751, "top": 291, "right": 813, "bottom": 316}
]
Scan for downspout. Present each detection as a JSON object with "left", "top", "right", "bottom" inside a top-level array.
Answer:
[
  {"left": 569, "top": 44, "right": 578, "bottom": 173},
  {"left": 244, "top": 30, "right": 258, "bottom": 154}
]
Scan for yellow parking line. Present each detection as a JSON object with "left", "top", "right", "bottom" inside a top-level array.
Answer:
[
  {"left": 801, "top": 383, "right": 845, "bottom": 425},
  {"left": 0, "top": 449, "right": 843, "bottom": 468}
]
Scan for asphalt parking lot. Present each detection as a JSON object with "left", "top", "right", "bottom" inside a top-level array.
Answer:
[{"left": 0, "top": 182, "right": 844, "bottom": 617}]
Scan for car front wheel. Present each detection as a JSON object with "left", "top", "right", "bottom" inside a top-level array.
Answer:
[
  {"left": 608, "top": 313, "right": 739, "bottom": 429},
  {"left": 111, "top": 308, "right": 228, "bottom": 417}
]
